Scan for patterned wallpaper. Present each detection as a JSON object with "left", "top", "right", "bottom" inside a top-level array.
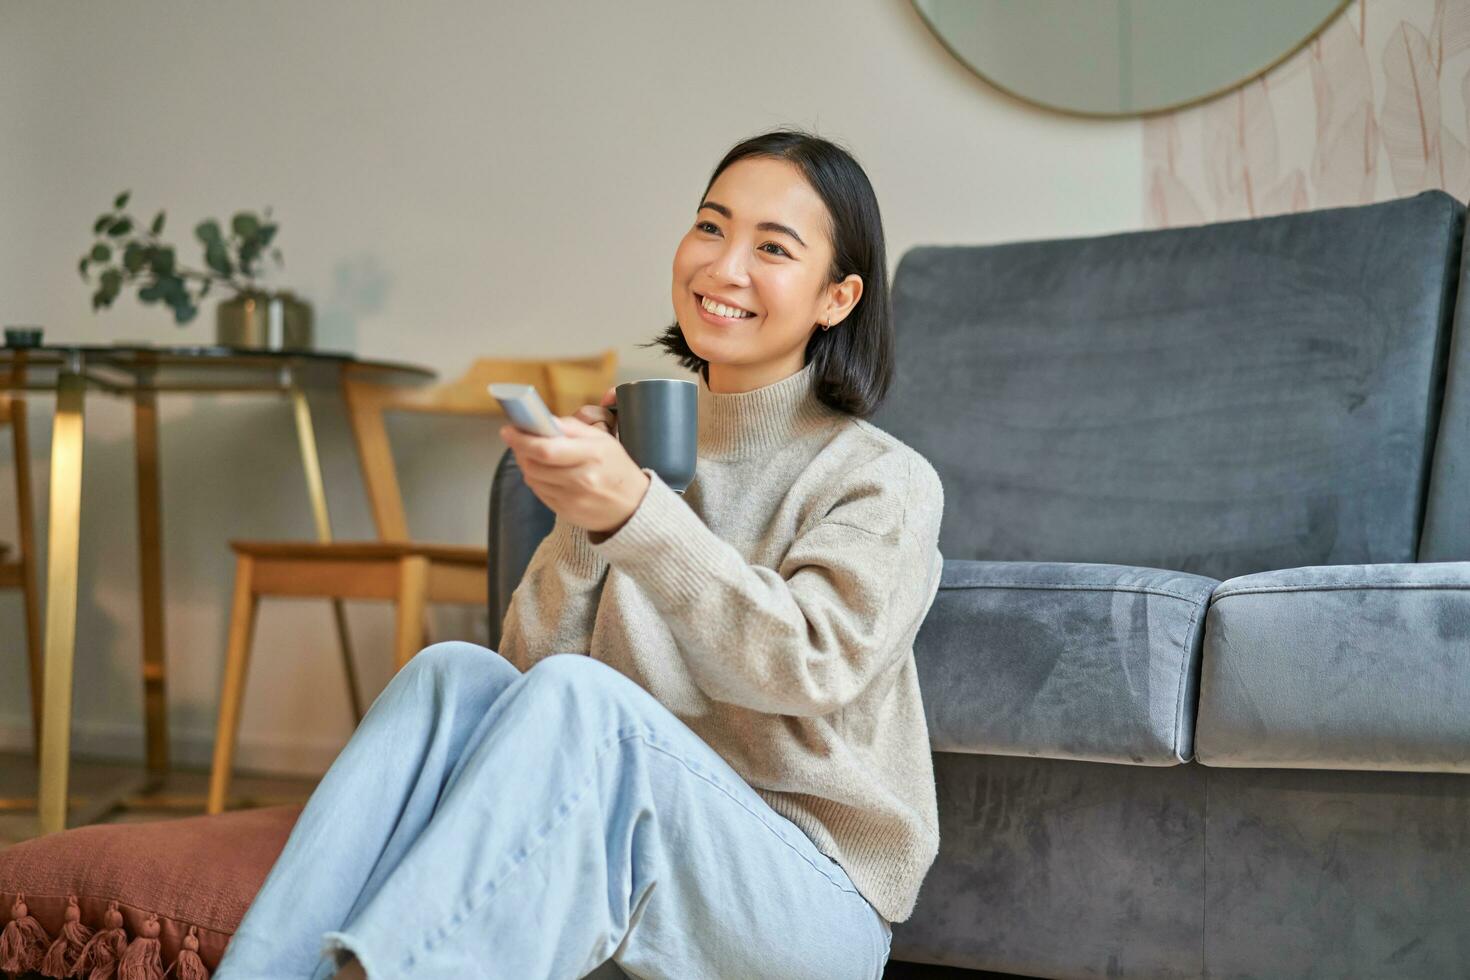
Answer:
[{"left": 1144, "top": 0, "right": 1470, "bottom": 227}]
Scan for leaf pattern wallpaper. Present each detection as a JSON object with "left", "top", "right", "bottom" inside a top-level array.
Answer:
[{"left": 1144, "top": 0, "right": 1470, "bottom": 227}]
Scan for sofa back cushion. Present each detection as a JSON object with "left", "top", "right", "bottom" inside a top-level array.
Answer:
[
  {"left": 1420, "top": 215, "right": 1470, "bottom": 562},
  {"left": 875, "top": 190, "right": 1466, "bottom": 582}
]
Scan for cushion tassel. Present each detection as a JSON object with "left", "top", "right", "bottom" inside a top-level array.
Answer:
[
  {"left": 71, "top": 900, "right": 127, "bottom": 980},
  {"left": 0, "top": 892, "right": 52, "bottom": 975},
  {"left": 117, "top": 912, "right": 163, "bottom": 980},
  {"left": 172, "top": 926, "right": 209, "bottom": 980},
  {"left": 38, "top": 895, "right": 93, "bottom": 978}
]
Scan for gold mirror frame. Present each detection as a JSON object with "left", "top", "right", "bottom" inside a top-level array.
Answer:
[{"left": 911, "top": 0, "right": 1354, "bottom": 120}]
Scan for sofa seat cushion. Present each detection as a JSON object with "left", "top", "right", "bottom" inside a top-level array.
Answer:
[
  {"left": 1195, "top": 562, "right": 1470, "bottom": 773},
  {"left": 0, "top": 803, "right": 302, "bottom": 977},
  {"left": 915, "top": 560, "right": 1217, "bottom": 765}
]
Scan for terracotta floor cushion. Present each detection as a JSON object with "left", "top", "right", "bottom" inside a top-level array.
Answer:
[{"left": 0, "top": 803, "right": 302, "bottom": 979}]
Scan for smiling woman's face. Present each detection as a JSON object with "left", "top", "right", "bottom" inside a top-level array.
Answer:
[{"left": 672, "top": 156, "right": 862, "bottom": 394}]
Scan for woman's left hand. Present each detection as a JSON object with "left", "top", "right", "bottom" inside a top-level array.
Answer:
[{"left": 499, "top": 415, "right": 651, "bottom": 537}]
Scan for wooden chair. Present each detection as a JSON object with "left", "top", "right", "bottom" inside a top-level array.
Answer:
[
  {"left": 0, "top": 390, "right": 42, "bottom": 764},
  {"left": 206, "top": 349, "right": 618, "bottom": 813}
]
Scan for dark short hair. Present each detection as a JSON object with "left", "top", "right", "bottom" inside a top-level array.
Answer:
[{"left": 640, "top": 128, "right": 894, "bottom": 419}]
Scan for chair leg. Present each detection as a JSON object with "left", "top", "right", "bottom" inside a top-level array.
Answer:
[
  {"left": 331, "top": 599, "right": 364, "bottom": 725},
  {"left": 208, "top": 555, "right": 259, "bottom": 815},
  {"left": 392, "top": 556, "right": 429, "bottom": 674},
  {"left": 22, "top": 567, "right": 41, "bottom": 766}
]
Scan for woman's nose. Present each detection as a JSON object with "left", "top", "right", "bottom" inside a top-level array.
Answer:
[{"left": 707, "top": 254, "right": 749, "bottom": 284}]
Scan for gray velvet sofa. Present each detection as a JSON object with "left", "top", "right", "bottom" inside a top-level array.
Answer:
[{"left": 487, "top": 190, "right": 1470, "bottom": 979}]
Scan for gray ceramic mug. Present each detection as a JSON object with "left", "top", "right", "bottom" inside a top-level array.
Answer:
[{"left": 607, "top": 378, "right": 697, "bottom": 493}]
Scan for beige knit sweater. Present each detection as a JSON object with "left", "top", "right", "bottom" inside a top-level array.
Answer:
[{"left": 497, "top": 359, "right": 945, "bottom": 923}]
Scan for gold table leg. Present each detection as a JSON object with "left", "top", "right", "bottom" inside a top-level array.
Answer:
[
  {"left": 134, "top": 386, "right": 169, "bottom": 774},
  {"left": 38, "top": 370, "right": 85, "bottom": 835},
  {"left": 290, "top": 386, "right": 362, "bottom": 722},
  {"left": 10, "top": 367, "right": 164, "bottom": 831}
]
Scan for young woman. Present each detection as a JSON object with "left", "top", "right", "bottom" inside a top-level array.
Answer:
[{"left": 214, "top": 129, "right": 945, "bottom": 980}]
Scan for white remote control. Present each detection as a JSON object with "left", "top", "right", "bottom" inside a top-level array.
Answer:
[{"left": 488, "top": 382, "right": 565, "bottom": 438}]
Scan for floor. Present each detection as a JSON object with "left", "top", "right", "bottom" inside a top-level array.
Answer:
[
  {"left": 1, "top": 752, "right": 1028, "bottom": 978},
  {"left": 0, "top": 750, "right": 317, "bottom": 846}
]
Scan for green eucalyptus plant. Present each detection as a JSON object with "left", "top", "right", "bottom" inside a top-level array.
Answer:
[{"left": 79, "top": 190, "right": 283, "bottom": 324}]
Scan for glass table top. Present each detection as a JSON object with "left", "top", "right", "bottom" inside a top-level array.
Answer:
[{"left": 0, "top": 343, "right": 435, "bottom": 393}]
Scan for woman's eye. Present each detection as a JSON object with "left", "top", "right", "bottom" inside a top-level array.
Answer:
[
  {"left": 696, "top": 220, "right": 719, "bottom": 233},
  {"left": 760, "top": 242, "right": 791, "bottom": 257}
]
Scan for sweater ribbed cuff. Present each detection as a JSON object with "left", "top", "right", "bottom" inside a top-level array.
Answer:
[{"left": 587, "top": 468, "right": 730, "bottom": 605}]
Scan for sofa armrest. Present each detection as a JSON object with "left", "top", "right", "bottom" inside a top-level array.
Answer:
[
  {"left": 915, "top": 560, "right": 1218, "bottom": 766},
  {"left": 487, "top": 450, "right": 554, "bottom": 649},
  {"left": 1195, "top": 562, "right": 1470, "bottom": 773}
]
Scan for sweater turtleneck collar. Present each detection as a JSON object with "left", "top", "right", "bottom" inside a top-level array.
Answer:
[{"left": 696, "top": 360, "right": 838, "bottom": 461}]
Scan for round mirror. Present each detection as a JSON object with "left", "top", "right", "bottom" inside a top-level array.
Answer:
[{"left": 912, "top": 0, "right": 1351, "bottom": 118}]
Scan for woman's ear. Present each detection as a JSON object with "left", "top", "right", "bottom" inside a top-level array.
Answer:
[{"left": 829, "top": 274, "right": 863, "bottom": 323}]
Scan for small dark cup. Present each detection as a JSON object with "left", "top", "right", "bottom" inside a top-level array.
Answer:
[
  {"left": 3, "top": 326, "right": 44, "bottom": 348},
  {"left": 608, "top": 378, "right": 697, "bottom": 493}
]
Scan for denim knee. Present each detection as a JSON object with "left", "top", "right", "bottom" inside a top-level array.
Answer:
[
  {"left": 401, "top": 640, "right": 517, "bottom": 691},
  {"left": 522, "top": 653, "right": 655, "bottom": 713},
  {"left": 525, "top": 652, "right": 622, "bottom": 686}
]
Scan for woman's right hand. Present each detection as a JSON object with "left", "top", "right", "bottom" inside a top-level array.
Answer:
[{"left": 574, "top": 387, "right": 618, "bottom": 438}]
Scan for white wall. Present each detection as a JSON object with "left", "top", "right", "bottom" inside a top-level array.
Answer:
[{"left": 0, "top": 0, "right": 1144, "bottom": 775}]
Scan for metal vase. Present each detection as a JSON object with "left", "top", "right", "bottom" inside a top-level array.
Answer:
[{"left": 216, "top": 290, "right": 314, "bottom": 350}]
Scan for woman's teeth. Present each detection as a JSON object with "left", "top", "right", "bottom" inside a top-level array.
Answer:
[{"left": 701, "top": 295, "right": 753, "bottom": 318}]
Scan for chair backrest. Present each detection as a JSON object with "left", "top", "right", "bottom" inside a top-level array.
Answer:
[
  {"left": 870, "top": 190, "right": 1468, "bottom": 582},
  {"left": 344, "top": 348, "right": 617, "bottom": 542}
]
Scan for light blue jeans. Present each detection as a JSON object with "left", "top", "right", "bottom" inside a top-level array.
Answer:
[{"left": 213, "top": 642, "right": 893, "bottom": 980}]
